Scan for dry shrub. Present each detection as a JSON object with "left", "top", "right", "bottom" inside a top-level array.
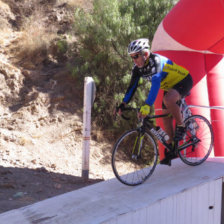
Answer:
[
  {"left": 14, "top": 7, "right": 57, "bottom": 68},
  {"left": 3, "top": 0, "right": 91, "bottom": 69}
]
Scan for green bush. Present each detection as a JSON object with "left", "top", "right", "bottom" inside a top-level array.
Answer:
[
  {"left": 57, "top": 39, "right": 68, "bottom": 54},
  {"left": 73, "top": 0, "right": 176, "bottom": 129}
]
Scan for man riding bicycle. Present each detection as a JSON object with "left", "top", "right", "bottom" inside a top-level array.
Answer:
[{"left": 117, "top": 38, "right": 193, "bottom": 165}]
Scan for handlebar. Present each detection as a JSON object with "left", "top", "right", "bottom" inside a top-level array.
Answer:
[{"left": 115, "top": 106, "right": 169, "bottom": 121}]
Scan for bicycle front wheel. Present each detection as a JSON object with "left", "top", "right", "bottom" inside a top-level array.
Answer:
[
  {"left": 178, "top": 115, "right": 214, "bottom": 166},
  {"left": 112, "top": 129, "right": 158, "bottom": 186}
]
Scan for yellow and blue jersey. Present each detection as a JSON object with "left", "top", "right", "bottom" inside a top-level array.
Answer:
[{"left": 123, "top": 53, "right": 189, "bottom": 106}]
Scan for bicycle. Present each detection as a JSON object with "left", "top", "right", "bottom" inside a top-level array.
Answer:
[{"left": 112, "top": 97, "right": 214, "bottom": 186}]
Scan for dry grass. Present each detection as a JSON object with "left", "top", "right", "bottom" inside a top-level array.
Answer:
[
  {"left": 21, "top": 8, "right": 56, "bottom": 48},
  {"left": 13, "top": 8, "right": 57, "bottom": 68},
  {"left": 0, "top": 0, "right": 92, "bottom": 68}
]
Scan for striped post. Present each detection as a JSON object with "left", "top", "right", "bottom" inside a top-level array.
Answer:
[{"left": 82, "top": 77, "right": 96, "bottom": 180}]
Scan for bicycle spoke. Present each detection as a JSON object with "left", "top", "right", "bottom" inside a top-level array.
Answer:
[{"left": 178, "top": 115, "right": 213, "bottom": 166}]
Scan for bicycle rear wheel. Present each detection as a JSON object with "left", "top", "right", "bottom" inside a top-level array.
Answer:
[
  {"left": 178, "top": 115, "right": 214, "bottom": 166},
  {"left": 112, "top": 129, "right": 158, "bottom": 186}
]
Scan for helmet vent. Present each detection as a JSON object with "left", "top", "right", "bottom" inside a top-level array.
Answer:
[{"left": 128, "top": 38, "right": 150, "bottom": 55}]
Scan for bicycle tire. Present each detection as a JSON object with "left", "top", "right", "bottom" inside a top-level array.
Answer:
[
  {"left": 111, "top": 129, "right": 158, "bottom": 186},
  {"left": 178, "top": 115, "right": 214, "bottom": 166}
]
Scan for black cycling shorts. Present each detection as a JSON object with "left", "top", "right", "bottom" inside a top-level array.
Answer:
[{"left": 162, "top": 74, "right": 193, "bottom": 109}]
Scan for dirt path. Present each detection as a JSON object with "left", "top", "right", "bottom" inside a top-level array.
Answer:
[{"left": 0, "top": 166, "right": 102, "bottom": 213}]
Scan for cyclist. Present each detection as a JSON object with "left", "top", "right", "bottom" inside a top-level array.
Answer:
[{"left": 117, "top": 38, "right": 193, "bottom": 165}]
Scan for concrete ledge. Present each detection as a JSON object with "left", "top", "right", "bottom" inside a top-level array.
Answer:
[{"left": 1, "top": 158, "right": 224, "bottom": 224}]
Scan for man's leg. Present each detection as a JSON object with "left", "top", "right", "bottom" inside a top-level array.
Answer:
[
  {"left": 163, "top": 89, "right": 183, "bottom": 126},
  {"left": 162, "top": 108, "right": 174, "bottom": 143},
  {"left": 163, "top": 88, "right": 187, "bottom": 142},
  {"left": 160, "top": 89, "right": 182, "bottom": 166},
  {"left": 160, "top": 106, "right": 177, "bottom": 166}
]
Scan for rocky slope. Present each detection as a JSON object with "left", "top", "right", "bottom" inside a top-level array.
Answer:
[{"left": 0, "top": 0, "right": 114, "bottom": 213}]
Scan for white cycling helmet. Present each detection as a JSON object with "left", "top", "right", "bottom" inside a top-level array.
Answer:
[{"left": 127, "top": 38, "right": 150, "bottom": 55}]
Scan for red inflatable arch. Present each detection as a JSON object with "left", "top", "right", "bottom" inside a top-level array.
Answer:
[{"left": 152, "top": 0, "right": 224, "bottom": 158}]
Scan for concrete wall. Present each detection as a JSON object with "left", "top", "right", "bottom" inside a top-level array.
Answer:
[{"left": 1, "top": 158, "right": 224, "bottom": 224}]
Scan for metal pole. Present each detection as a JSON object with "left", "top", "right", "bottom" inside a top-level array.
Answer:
[{"left": 82, "top": 77, "right": 95, "bottom": 180}]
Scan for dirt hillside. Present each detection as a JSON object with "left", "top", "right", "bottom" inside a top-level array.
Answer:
[{"left": 0, "top": 0, "right": 114, "bottom": 213}]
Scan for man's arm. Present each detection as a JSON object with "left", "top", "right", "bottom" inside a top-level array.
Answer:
[{"left": 123, "top": 68, "right": 140, "bottom": 104}]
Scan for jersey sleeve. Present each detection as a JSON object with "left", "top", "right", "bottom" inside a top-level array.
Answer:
[
  {"left": 145, "top": 73, "right": 162, "bottom": 106},
  {"left": 123, "top": 68, "right": 140, "bottom": 104}
]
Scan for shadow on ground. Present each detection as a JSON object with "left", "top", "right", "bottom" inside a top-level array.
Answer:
[{"left": 0, "top": 165, "right": 102, "bottom": 214}]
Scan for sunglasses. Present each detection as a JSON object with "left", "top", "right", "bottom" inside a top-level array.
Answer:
[{"left": 131, "top": 54, "right": 141, "bottom": 59}]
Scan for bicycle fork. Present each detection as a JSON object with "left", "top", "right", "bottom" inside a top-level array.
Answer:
[{"left": 132, "top": 133, "right": 144, "bottom": 160}]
